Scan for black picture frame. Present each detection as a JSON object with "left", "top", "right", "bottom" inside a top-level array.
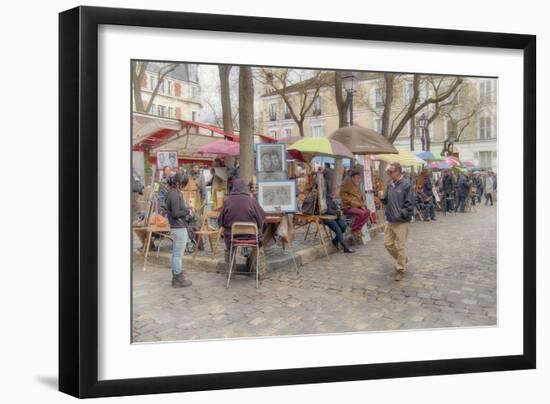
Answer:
[{"left": 59, "top": 5, "right": 536, "bottom": 398}]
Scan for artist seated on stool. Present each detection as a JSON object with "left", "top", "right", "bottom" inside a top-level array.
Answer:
[
  {"left": 217, "top": 178, "right": 266, "bottom": 272},
  {"left": 324, "top": 194, "right": 354, "bottom": 254},
  {"left": 340, "top": 170, "right": 371, "bottom": 237}
]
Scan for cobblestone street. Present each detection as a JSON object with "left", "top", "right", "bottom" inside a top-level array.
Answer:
[{"left": 132, "top": 204, "right": 497, "bottom": 342}]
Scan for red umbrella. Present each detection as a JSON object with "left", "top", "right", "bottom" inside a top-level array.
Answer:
[{"left": 195, "top": 139, "right": 240, "bottom": 156}]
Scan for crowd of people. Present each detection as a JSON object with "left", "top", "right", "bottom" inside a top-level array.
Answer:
[
  {"left": 136, "top": 159, "right": 497, "bottom": 287},
  {"left": 439, "top": 169, "right": 497, "bottom": 213}
]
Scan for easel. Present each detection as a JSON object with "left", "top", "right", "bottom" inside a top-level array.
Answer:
[{"left": 294, "top": 174, "right": 331, "bottom": 259}]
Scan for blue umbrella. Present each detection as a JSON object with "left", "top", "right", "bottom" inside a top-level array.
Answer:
[{"left": 414, "top": 151, "right": 444, "bottom": 161}]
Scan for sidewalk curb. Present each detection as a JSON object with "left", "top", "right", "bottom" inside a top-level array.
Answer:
[{"left": 136, "top": 225, "right": 383, "bottom": 272}]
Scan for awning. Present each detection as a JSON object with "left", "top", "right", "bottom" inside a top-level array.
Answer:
[{"left": 132, "top": 113, "right": 277, "bottom": 155}]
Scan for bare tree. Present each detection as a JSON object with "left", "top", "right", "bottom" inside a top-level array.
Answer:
[
  {"left": 256, "top": 68, "right": 331, "bottom": 137},
  {"left": 131, "top": 61, "right": 177, "bottom": 113},
  {"left": 374, "top": 73, "right": 464, "bottom": 148},
  {"left": 239, "top": 66, "right": 255, "bottom": 185},
  {"left": 438, "top": 86, "right": 482, "bottom": 156}
]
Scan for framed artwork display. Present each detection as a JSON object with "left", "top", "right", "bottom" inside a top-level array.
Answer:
[
  {"left": 256, "top": 143, "right": 287, "bottom": 173},
  {"left": 257, "top": 180, "right": 298, "bottom": 213},
  {"left": 59, "top": 5, "right": 535, "bottom": 398}
]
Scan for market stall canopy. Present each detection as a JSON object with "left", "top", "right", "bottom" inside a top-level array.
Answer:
[
  {"left": 132, "top": 113, "right": 277, "bottom": 157},
  {"left": 375, "top": 150, "right": 426, "bottom": 166},
  {"left": 328, "top": 125, "right": 398, "bottom": 155},
  {"left": 195, "top": 139, "right": 240, "bottom": 156},
  {"left": 287, "top": 137, "right": 354, "bottom": 162}
]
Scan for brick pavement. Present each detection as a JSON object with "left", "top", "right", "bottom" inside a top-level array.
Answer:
[{"left": 132, "top": 204, "right": 497, "bottom": 342}]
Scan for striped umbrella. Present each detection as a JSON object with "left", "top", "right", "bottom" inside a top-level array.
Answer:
[
  {"left": 376, "top": 150, "right": 426, "bottom": 167},
  {"left": 287, "top": 137, "right": 354, "bottom": 162}
]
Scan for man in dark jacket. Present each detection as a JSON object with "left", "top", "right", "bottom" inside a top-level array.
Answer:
[
  {"left": 165, "top": 174, "right": 193, "bottom": 288},
  {"left": 442, "top": 170, "right": 456, "bottom": 212},
  {"left": 455, "top": 173, "right": 470, "bottom": 213},
  {"left": 379, "top": 163, "right": 414, "bottom": 280},
  {"left": 218, "top": 178, "right": 266, "bottom": 272}
]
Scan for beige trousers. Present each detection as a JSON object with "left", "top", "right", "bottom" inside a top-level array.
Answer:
[{"left": 384, "top": 222, "right": 409, "bottom": 272}]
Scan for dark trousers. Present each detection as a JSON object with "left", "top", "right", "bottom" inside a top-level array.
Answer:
[
  {"left": 424, "top": 203, "right": 435, "bottom": 219},
  {"left": 485, "top": 193, "right": 493, "bottom": 206},
  {"left": 324, "top": 218, "right": 347, "bottom": 243},
  {"left": 456, "top": 195, "right": 466, "bottom": 212},
  {"left": 445, "top": 192, "right": 455, "bottom": 211}
]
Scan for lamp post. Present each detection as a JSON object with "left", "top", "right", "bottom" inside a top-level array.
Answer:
[
  {"left": 417, "top": 112, "right": 429, "bottom": 151},
  {"left": 341, "top": 71, "right": 358, "bottom": 126}
]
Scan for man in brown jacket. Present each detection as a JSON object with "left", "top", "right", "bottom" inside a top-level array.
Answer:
[{"left": 340, "top": 170, "right": 371, "bottom": 236}]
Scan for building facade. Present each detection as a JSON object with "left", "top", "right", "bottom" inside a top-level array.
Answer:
[
  {"left": 260, "top": 72, "right": 497, "bottom": 171},
  {"left": 134, "top": 63, "right": 203, "bottom": 121}
]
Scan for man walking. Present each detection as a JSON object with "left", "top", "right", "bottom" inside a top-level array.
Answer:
[
  {"left": 484, "top": 172, "right": 495, "bottom": 206},
  {"left": 456, "top": 172, "right": 470, "bottom": 213},
  {"left": 379, "top": 163, "right": 414, "bottom": 281}
]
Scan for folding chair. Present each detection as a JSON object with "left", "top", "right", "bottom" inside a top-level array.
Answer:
[
  {"left": 193, "top": 210, "right": 222, "bottom": 260},
  {"left": 226, "top": 222, "right": 266, "bottom": 289}
]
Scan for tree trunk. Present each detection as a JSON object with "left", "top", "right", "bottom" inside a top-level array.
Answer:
[
  {"left": 132, "top": 61, "right": 147, "bottom": 112},
  {"left": 410, "top": 112, "right": 416, "bottom": 151},
  {"left": 297, "top": 121, "right": 305, "bottom": 137},
  {"left": 218, "top": 65, "right": 233, "bottom": 133},
  {"left": 425, "top": 126, "right": 431, "bottom": 151},
  {"left": 334, "top": 71, "right": 349, "bottom": 128},
  {"left": 238, "top": 66, "right": 255, "bottom": 186},
  {"left": 381, "top": 73, "right": 395, "bottom": 139}
]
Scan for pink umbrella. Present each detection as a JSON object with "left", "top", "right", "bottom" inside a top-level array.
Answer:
[
  {"left": 196, "top": 139, "right": 240, "bottom": 156},
  {"left": 444, "top": 156, "right": 461, "bottom": 167},
  {"left": 462, "top": 161, "right": 476, "bottom": 168}
]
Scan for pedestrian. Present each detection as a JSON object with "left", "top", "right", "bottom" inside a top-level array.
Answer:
[
  {"left": 422, "top": 169, "right": 436, "bottom": 220},
  {"left": 340, "top": 170, "right": 371, "bottom": 237},
  {"left": 474, "top": 173, "right": 483, "bottom": 203},
  {"left": 165, "top": 174, "right": 193, "bottom": 288},
  {"left": 455, "top": 172, "right": 470, "bottom": 213},
  {"left": 484, "top": 172, "right": 495, "bottom": 206},
  {"left": 157, "top": 165, "right": 174, "bottom": 216},
  {"left": 378, "top": 163, "right": 414, "bottom": 281},
  {"left": 190, "top": 164, "right": 206, "bottom": 204},
  {"left": 442, "top": 170, "right": 456, "bottom": 212}
]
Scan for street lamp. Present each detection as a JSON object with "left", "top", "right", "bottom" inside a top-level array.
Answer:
[{"left": 341, "top": 71, "right": 358, "bottom": 126}]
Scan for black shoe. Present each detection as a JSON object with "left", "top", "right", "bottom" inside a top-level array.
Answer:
[
  {"left": 172, "top": 272, "right": 192, "bottom": 288},
  {"left": 431, "top": 217, "right": 436, "bottom": 221},
  {"left": 341, "top": 241, "right": 354, "bottom": 253},
  {"left": 331, "top": 239, "right": 339, "bottom": 249}
]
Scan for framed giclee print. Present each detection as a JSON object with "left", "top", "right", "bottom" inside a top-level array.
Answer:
[
  {"left": 257, "top": 180, "right": 298, "bottom": 213},
  {"left": 59, "top": 5, "right": 536, "bottom": 399}
]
